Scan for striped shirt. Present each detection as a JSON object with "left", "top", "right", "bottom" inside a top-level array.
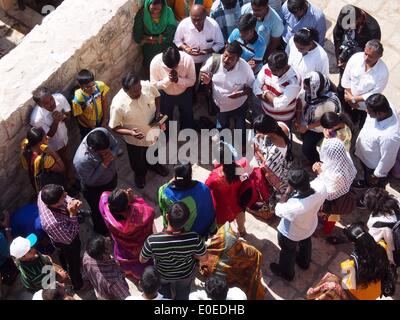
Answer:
[
  {"left": 17, "top": 254, "right": 52, "bottom": 291},
  {"left": 82, "top": 252, "right": 130, "bottom": 300},
  {"left": 210, "top": 0, "right": 250, "bottom": 41},
  {"left": 140, "top": 232, "right": 206, "bottom": 281},
  {"left": 253, "top": 64, "right": 301, "bottom": 122},
  {"left": 37, "top": 193, "right": 80, "bottom": 245}
]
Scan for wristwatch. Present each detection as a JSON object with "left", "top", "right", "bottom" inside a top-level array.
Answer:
[{"left": 351, "top": 97, "right": 356, "bottom": 104}]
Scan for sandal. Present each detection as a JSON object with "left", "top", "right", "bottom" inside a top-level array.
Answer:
[{"left": 326, "top": 236, "right": 347, "bottom": 245}]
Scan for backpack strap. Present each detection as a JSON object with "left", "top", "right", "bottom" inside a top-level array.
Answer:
[{"left": 209, "top": 53, "right": 221, "bottom": 76}]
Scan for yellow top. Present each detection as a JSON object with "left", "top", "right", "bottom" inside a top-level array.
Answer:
[{"left": 72, "top": 81, "right": 110, "bottom": 128}]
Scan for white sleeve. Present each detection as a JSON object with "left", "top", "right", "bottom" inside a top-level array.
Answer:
[
  {"left": 273, "top": 83, "right": 300, "bottom": 110},
  {"left": 374, "top": 138, "right": 400, "bottom": 177},
  {"left": 252, "top": 68, "right": 265, "bottom": 96},
  {"left": 200, "top": 56, "right": 213, "bottom": 73},
  {"left": 275, "top": 201, "right": 298, "bottom": 221},
  {"left": 173, "top": 23, "right": 184, "bottom": 48},
  {"left": 212, "top": 23, "right": 225, "bottom": 53},
  {"left": 30, "top": 109, "right": 50, "bottom": 134},
  {"left": 340, "top": 56, "right": 354, "bottom": 89},
  {"left": 56, "top": 94, "right": 71, "bottom": 112},
  {"left": 361, "top": 64, "right": 389, "bottom": 101}
]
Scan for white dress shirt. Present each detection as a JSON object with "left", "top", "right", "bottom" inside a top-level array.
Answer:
[
  {"left": 173, "top": 17, "right": 225, "bottom": 64},
  {"left": 150, "top": 51, "right": 196, "bottom": 96},
  {"left": 341, "top": 52, "right": 389, "bottom": 110},
  {"left": 30, "top": 93, "right": 71, "bottom": 151},
  {"left": 200, "top": 56, "right": 255, "bottom": 112},
  {"left": 276, "top": 178, "right": 327, "bottom": 241},
  {"left": 355, "top": 107, "right": 400, "bottom": 177},
  {"left": 286, "top": 37, "right": 329, "bottom": 81},
  {"left": 253, "top": 64, "right": 301, "bottom": 122}
]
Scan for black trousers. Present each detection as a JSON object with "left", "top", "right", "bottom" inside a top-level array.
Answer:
[
  {"left": 277, "top": 231, "right": 312, "bottom": 279},
  {"left": 361, "top": 160, "right": 388, "bottom": 188},
  {"left": 160, "top": 87, "right": 194, "bottom": 131},
  {"left": 126, "top": 143, "right": 157, "bottom": 178},
  {"left": 302, "top": 130, "right": 324, "bottom": 165},
  {"left": 82, "top": 174, "right": 118, "bottom": 236},
  {"left": 53, "top": 236, "right": 82, "bottom": 291}
]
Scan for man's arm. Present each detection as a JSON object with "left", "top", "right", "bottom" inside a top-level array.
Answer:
[
  {"left": 101, "top": 93, "right": 109, "bottom": 127},
  {"left": 374, "top": 139, "right": 400, "bottom": 178}
]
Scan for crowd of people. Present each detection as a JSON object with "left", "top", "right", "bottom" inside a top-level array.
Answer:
[{"left": 1, "top": 0, "right": 400, "bottom": 300}]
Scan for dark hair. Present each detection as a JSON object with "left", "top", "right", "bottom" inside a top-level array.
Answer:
[
  {"left": 40, "top": 184, "right": 64, "bottom": 205},
  {"left": 267, "top": 51, "right": 288, "bottom": 70},
  {"left": 32, "top": 87, "right": 51, "bottom": 104},
  {"left": 287, "top": 169, "right": 310, "bottom": 190},
  {"left": 162, "top": 45, "right": 181, "bottom": 69},
  {"left": 216, "top": 142, "right": 239, "bottom": 184},
  {"left": 140, "top": 266, "right": 161, "bottom": 296},
  {"left": 287, "top": 0, "right": 306, "bottom": 13},
  {"left": 293, "top": 27, "right": 319, "bottom": 46},
  {"left": 42, "top": 287, "right": 64, "bottom": 300},
  {"left": 366, "top": 39, "right": 384, "bottom": 56},
  {"left": 86, "top": 130, "right": 110, "bottom": 151},
  {"left": 238, "top": 13, "right": 257, "bottom": 32},
  {"left": 320, "top": 112, "right": 353, "bottom": 131},
  {"left": 253, "top": 114, "right": 293, "bottom": 161},
  {"left": 86, "top": 235, "right": 106, "bottom": 260},
  {"left": 108, "top": 189, "right": 129, "bottom": 217},
  {"left": 150, "top": 0, "right": 164, "bottom": 5},
  {"left": 122, "top": 72, "right": 140, "bottom": 90},
  {"left": 251, "top": 0, "right": 269, "bottom": 6},
  {"left": 363, "top": 188, "right": 400, "bottom": 217},
  {"left": 167, "top": 202, "right": 190, "bottom": 230},
  {"left": 23, "top": 127, "right": 46, "bottom": 162},
  {"left": 344, "top": 222, "right": 389, "bottom": 288},
  {"left": 173, "top": 163, "right": 193, "bottom": 188},
  {"left": 77, "top": 69, "right": 95, "bottom": 86},
  {"left": 225, "top": 41, "right": 243, "bottom": 58},
  {"left": 205, "top": 276, "right": 228, "bottom": 300},
  {"left": 366, "top": 94, "right": 391, "bottom": 114}
]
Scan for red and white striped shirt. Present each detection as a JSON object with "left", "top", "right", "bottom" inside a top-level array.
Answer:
[{"left": 253, "top": 65, "right": 301, "bottom": 122}]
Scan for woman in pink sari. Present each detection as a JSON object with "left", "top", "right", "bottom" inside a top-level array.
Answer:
[{"left": 99, "top": 187, "right": 155, "bottom": 282}]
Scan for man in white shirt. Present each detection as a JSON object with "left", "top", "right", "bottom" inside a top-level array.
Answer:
[
  {"left": 341, "top": 39, "right": 389, "bottom": 129},
  {"left": 174, "top": 5, "right": 224, "bottom": 71},
  {"left": 150, "top": 45, "right": 196, "bottom": 131},
  {"left": 270, "top": 169, "right": 327, "bottom": 281},
  {"left": 30, "top": 87, "right": 74, "bottom": 184},
  {"left": 355, "top": 94, "right": 400, "bottom": 189},
  {"left": 109, "top": 72, "right": 169, "bottom": 189},
  {"left": 189, "top": 276, "right": 247, "bottom": 300},
  {"left": 253, "top": 51, "right": 301, "bottom": 124},
  {"left": 200, "top": 42, "right": 255, "bottom": 142}
]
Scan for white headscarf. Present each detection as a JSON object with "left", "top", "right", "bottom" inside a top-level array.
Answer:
[{"left": 320, "top": 138, "right": 356, "bottom": 200}]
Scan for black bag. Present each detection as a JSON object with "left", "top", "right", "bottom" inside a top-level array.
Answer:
[
  {"left": 35, "top": 154, "right": 66, "bottom": 190},
  {"left": 381, "top": 263, "right": 398, "bottom": 297}
]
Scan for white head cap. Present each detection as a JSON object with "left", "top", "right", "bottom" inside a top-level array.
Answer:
[{"left": 10, "top": 234, "right": 37, "bottom": 259}]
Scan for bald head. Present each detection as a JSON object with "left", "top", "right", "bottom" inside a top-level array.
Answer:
[
  {"left": 190, "top": 4, "right": 206, "bottom": 16},
  {"left": 190, "top": 5, "right": 206, "bottom": 31}
]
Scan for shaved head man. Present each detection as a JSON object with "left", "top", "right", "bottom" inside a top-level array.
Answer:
[{"left": 190, "top": 5, "right": 207, "bottom": 32}]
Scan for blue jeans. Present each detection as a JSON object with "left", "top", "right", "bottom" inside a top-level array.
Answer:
[
  {"left": 216, "top": 103, "right": 247, "bottom": 142},
  {"left": 160, "top": 87, "right": 194, "bottom": 131}
]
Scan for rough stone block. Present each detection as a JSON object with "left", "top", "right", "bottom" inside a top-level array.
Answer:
[{"left": 4, "top": 110, "right": 22, "bottom": 139}]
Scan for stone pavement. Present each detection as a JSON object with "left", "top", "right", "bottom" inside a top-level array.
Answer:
[{"left": 3, "top": 0, "right": 400, "bottom": 300}]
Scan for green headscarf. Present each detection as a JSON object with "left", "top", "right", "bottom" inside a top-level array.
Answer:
[{"left": 143, "top": 0, "right": 177, "bottom": 35}]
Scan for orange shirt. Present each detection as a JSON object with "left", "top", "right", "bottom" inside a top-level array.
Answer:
[{"left": 167, "top": 0, "right": 212, "bottom": 22}]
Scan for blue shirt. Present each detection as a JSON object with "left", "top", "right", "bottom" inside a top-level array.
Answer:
[
  {"left": 228, "top": 28, "right": 266, "bottom": 74},
  {"left": 281, "top": 1, "right": 326, "bottom": 46},
  {"left": 73, "top": 128, "right": 120, "bottom": 187},
  {"left": 210, "top": 0, "right": 250, "bottom": 41},
  {"left": 241, "top": 4, "right": 284, "bottom": 48}
]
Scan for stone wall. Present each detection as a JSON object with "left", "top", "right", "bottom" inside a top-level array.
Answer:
[{"left": 0, "top": 0, "right": 143, "bottom": 212}]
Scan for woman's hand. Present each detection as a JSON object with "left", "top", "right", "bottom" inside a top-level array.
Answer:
[{"left": 312, "top": 162, "right": 323, "bottom": 174}]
